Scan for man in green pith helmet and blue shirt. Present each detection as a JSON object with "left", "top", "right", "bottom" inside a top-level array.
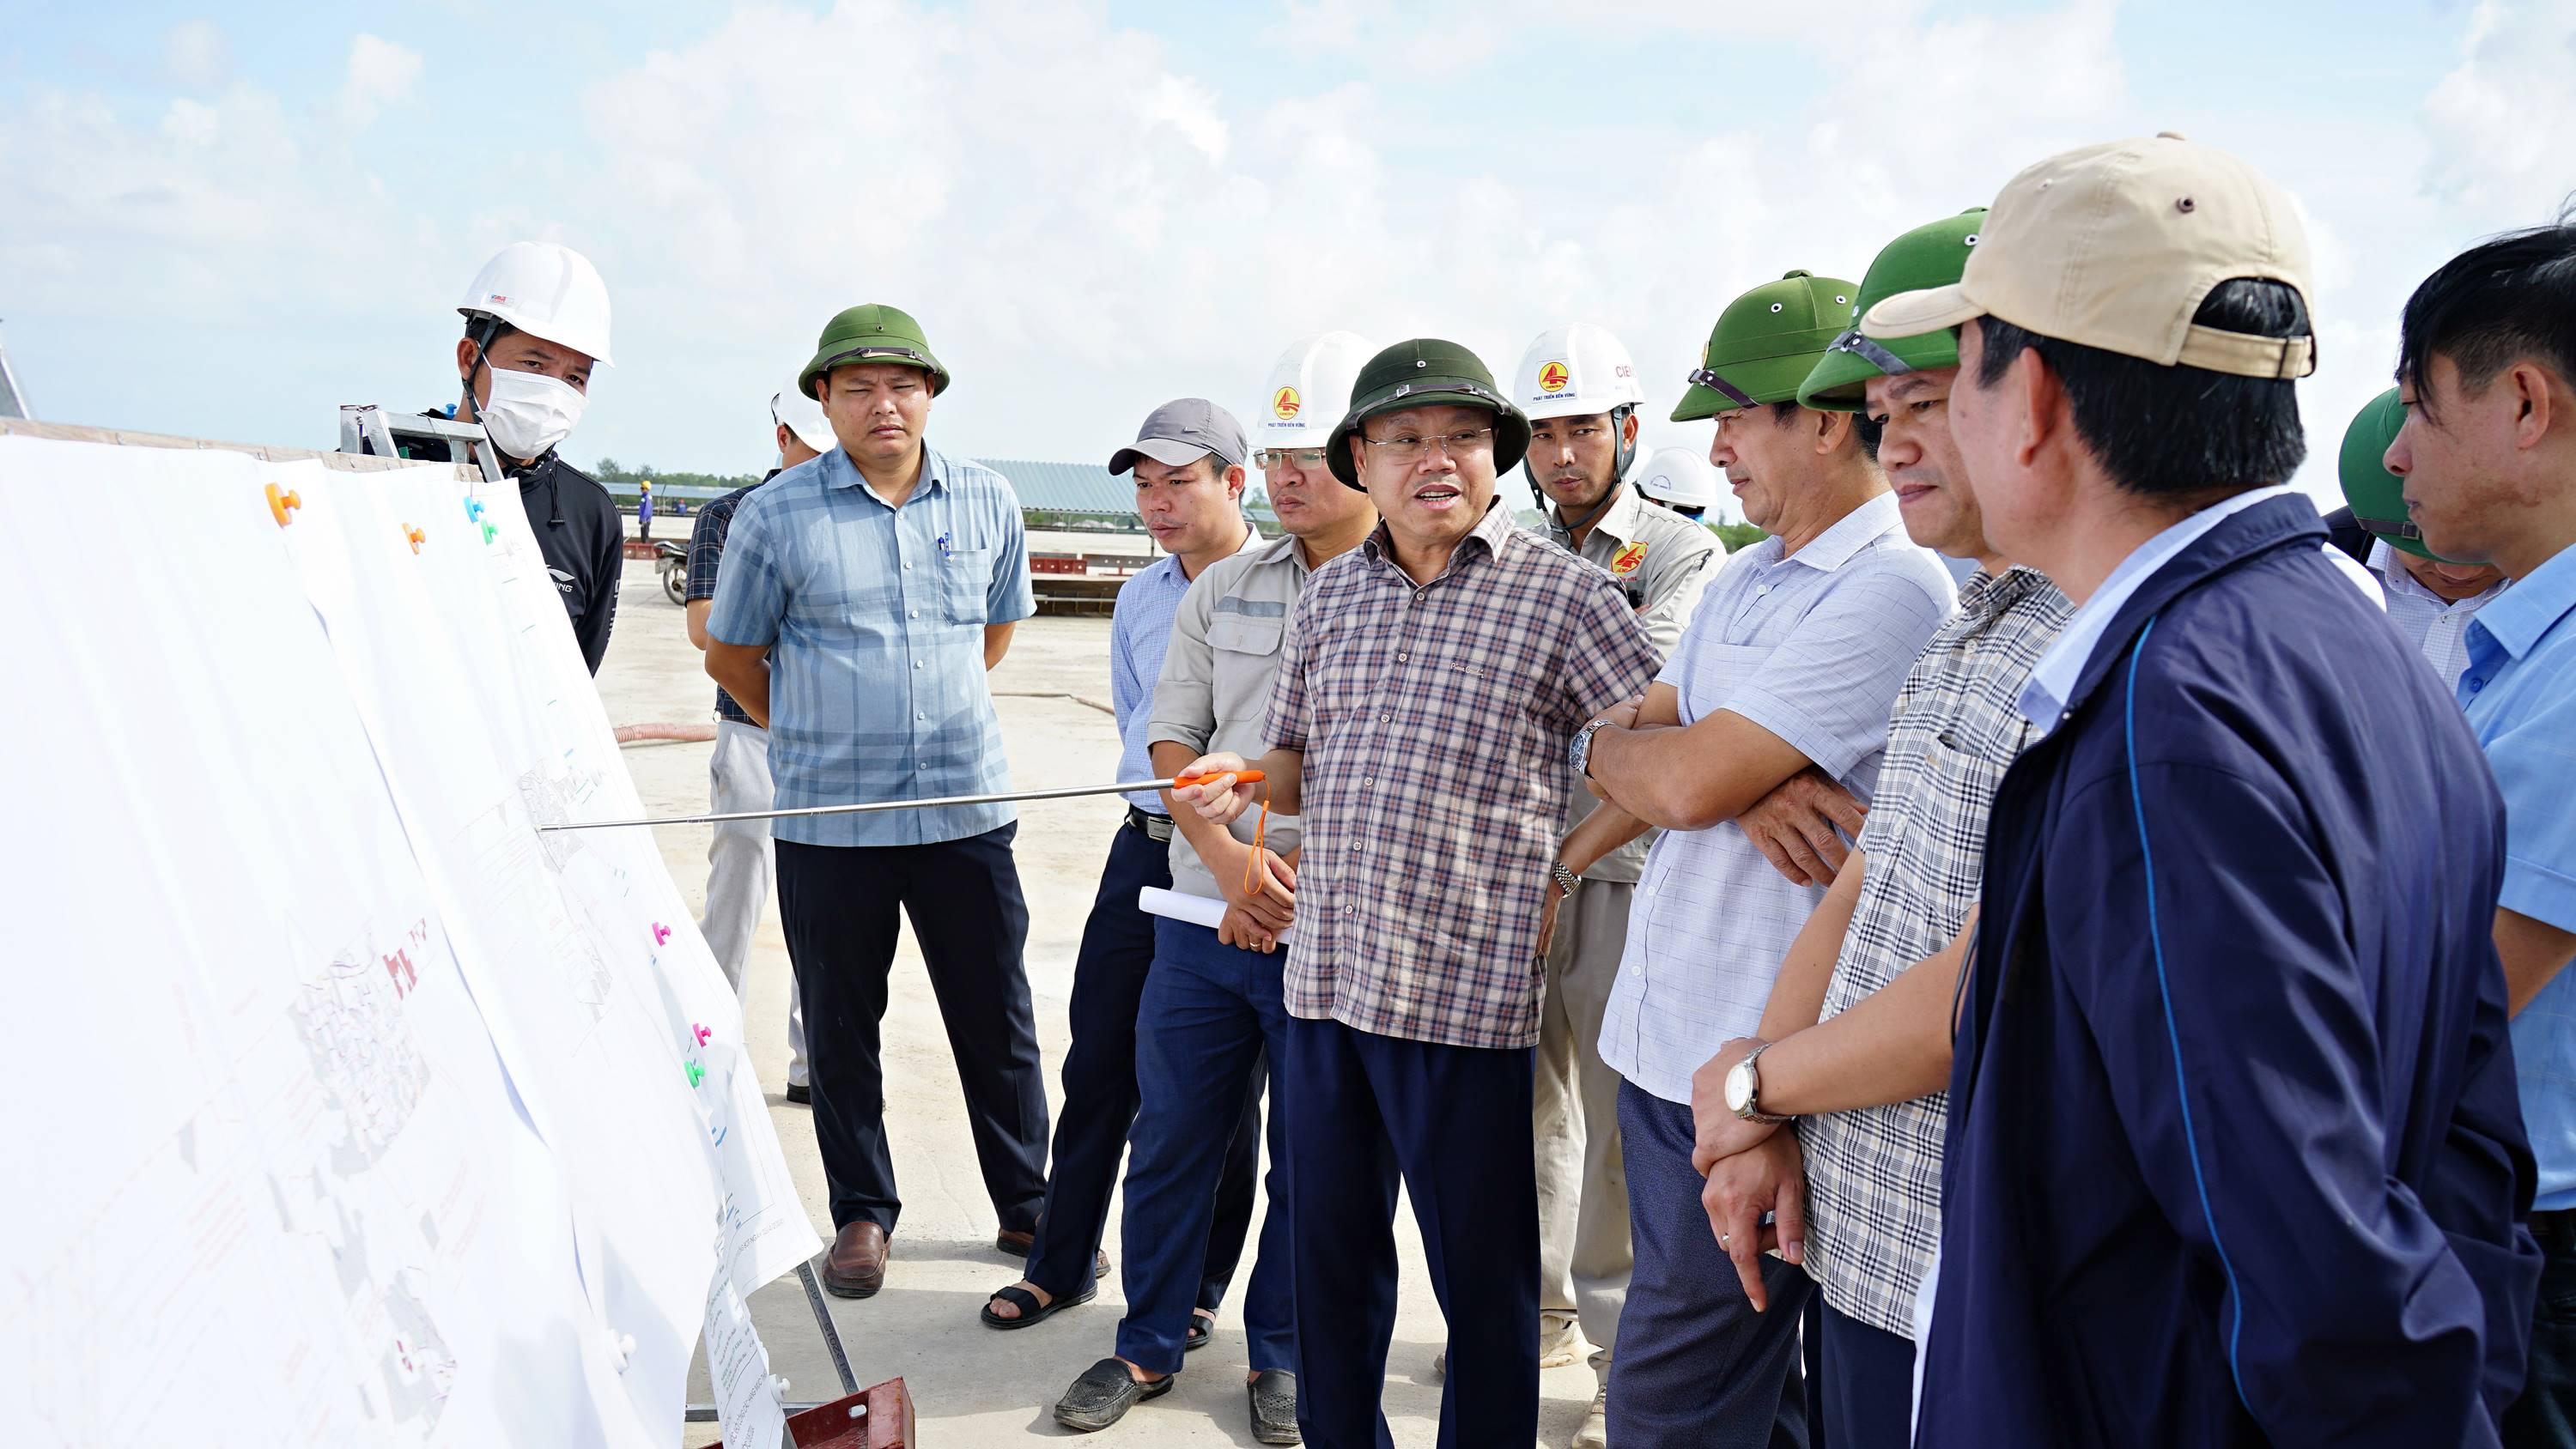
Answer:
[
  {"left": 705, "top": 304, "right": 1050, "bottom": 1305},
  {"left": 1558, "top": 269, "right": 1953, "bottom": 1446},
  {"left": 1170, "top": 338, "right": 1660, "bottom": 1446},
  {"left": 1686, "top": 208, "right": 2075, "bottom": 1449}
]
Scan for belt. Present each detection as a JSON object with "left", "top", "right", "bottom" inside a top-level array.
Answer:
[{"left": 1126, "top": 805, "right": 1175, "bottom": 843}]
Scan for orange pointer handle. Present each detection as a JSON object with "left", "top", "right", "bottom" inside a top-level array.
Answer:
[{"left": 1174, "top": 768, "right": 1264, "bottom": 786}]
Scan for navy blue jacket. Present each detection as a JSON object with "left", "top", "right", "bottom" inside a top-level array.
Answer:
[{"left": 1921, "top": 495, "right": 2539, "bottom": 1447}]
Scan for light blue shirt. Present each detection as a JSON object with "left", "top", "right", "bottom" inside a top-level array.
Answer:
[
  {"left": 704, "top": 444, "right": 1035, "bottom": 847},
  {"left": 2462, "top": 542, "right": 2576, "bottom": 1209},
  {"left": 1109, "top": 526, "right": 1259, "bottom": 811},
  {"left": 2371, "top": 539, "right": 2505, "bottom": 695},
  {"left": 2018, "top": 486, "right": 2382, "bottom": 728},
  {"left": 1601, "top": 490, "right": 1955, "bottom": 1104}
]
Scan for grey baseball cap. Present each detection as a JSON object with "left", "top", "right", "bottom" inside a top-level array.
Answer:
[{"left": 1109, "top": 397, "right": 1249, "bottom": 475}]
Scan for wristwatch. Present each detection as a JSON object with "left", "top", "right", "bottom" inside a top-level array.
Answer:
[
  {"left": 1552, "top": 862, "right": 1583, "bottom": 900},
  {"left": 1724, "top": 1040, "right": 1792, "bottom": 1125},
  {"left": 1569, "top": 717, "right": 1613, "bottom": 779}
]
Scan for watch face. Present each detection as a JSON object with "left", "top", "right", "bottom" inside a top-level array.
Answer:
[{"left": 1724, "top": 1058, "right": 1754, "bottom": 1115}]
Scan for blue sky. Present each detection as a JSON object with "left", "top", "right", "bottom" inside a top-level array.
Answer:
[{"left": 4, "top": 0, "right": 2570, "bottom": 511}]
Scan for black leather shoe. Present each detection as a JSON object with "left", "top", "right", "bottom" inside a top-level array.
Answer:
[
  {"left": 784, "top": 1082, "right": 811, "bottom": 1105},
  {"left": 1053, "top": 1358, "right": 1173, "bottom": 1432},
  {"left": 1249, "top": 1370, "right": 1299, "bottom": 1444}
]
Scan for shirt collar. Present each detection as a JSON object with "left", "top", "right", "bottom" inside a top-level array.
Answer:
[
  {"left": 2470, "top": 540, "right": 2576, "bottom": 661},
  {"left": 2016, "top": 484, "right": 2299, "bottom": 727},
  {"left": 1364, "top": 494, "right": 1519, "bottom": 568},
  {"left": 2370, "top": 537, "right": 2509, "bottom": 612},
  {"left": 1955, "top": 563, "right": 2053, "bottom": 621},
  {"left": 819, "top": 441, "right": 945, "bottom": 504},
  {"left": 1548, "top": 483, "right": 1646, "bottom": 549},
  {"left": 1783, "top": 490, "right": 1905, "bottom": 573}
]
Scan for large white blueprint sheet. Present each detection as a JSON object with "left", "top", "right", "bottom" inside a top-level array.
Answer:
[{"left": 0, "top": 437, "right": 815, "bottom": 1447}]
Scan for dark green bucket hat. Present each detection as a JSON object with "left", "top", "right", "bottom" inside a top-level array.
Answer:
[
  {"left": 1798, "top": 208, "right": 1988, "bottom": 411},
  {"left": 1326, "top": 338, "right": 1530, "bottom": 489},
  {"left": 2340, "top": 386, "right": 2462, "bottom": 563},
  {"left": 1673, "top": 270, "right": 1860, "bottom": 421},
  {"left": 799, "top": 303, "right": 951, "bottom": 399}
]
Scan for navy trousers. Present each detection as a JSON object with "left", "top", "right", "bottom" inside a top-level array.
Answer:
[
  {"left": 1813, "top": 1298, "right": 1917, "bottom": 1449},
  {"left": 1115, "top": 918, "right": 1294, "bottom": 1375},
  {"left": 1024, "top": 822, "right": 1261, "bottom": 1303},
  {"left": 1286, "top": 1015, "right": 1539, "bottom": 1449},
  {"left": 774, "top": 826, "right": 1048, "bottom": 1234},
  {"left": 1610, "top": 1080, "right": 1815, "bottom": 1449}
]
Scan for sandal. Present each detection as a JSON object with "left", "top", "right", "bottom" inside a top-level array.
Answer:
[
  {"left": 1054, "top": 1357, "right": 1174, "bottom": 1433},
  {"left": 1186, "top": 1310, "right": 1216, "bottom": 1352},
  {"left": 993, "top": 1228, "right": 1110, "bottom": 1279},
  {"left": 980, "top": 1281, "right": 1096, "bottom": 1331}
]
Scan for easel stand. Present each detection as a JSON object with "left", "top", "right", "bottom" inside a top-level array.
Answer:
[{"left": 688, "top": 1258, "right": 863, "bottom": 1423}]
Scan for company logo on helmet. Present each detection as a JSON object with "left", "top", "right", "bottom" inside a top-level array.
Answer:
[
  {"left": 1538, "top": 361, "right": 1571, "bottom": 393},
  {"left": 486, "top": 293, "right": 513, "bottom": 306},
  {"left": 1273, "top": 386, "right": 1301, "bottom": 421}
]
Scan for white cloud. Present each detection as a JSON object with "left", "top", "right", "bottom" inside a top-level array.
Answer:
[
  {"left": 337, "top": 33, "right": 424, "bottom": 129},
  {"left": 2421, "top": 0, "right": 2576, "bottom": 215},
  {"left": 3, "top": 0, "right": 2564, "bottom": 488},
  {"left": 162, "top": 20, "right": 231, "bottom": 88}
]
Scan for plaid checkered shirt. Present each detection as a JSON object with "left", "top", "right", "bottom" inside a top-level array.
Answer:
[
  {"left": 1263, "top": 500, "right": 1657, "bottom": 1051},
  {"left": 684, "top": 476, "right": 768, "bottom": 724},
  {"left": 1798, "top": 565, "right": 2073, "bottom": 1337}
]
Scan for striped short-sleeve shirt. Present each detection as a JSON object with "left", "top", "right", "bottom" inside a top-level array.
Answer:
[{"left": 1263, "top": 500, "right": 1658, "bottom": 1051}]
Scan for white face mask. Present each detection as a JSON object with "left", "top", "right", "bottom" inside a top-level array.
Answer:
[{"left": 478, "top": 368, "right": 587, "bottom": 460}]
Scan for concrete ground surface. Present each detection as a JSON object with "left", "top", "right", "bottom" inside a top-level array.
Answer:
[{"left": 592, "top": 564, "right": 1605, "bottom": 1446}]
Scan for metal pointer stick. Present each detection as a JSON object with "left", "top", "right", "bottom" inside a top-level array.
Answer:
[{"left": 538, "top": 770, "right": 1266, "bottom": 832}]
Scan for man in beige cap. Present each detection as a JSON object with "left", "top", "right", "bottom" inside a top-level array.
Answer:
[{"left": 1845, "top": 135, "right": 2537, "bottom": 1446}]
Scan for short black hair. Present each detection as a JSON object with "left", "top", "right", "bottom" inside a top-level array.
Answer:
[
  {"left": 1768, "top": 399, "right": 1885, "bottom": 459},
  {"left": 463, "top": 318, "right": 520, "bottom": 351},
  {"left": 2397, "top": 207, "right": 2576, "bottom": 417},
  {"left": 1972, "top": 277, "right": 2309, "bottom": 500}
]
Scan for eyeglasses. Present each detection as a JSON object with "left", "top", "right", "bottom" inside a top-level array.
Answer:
[
  {"left": 1359, "top": 427, "right": 1495, "bottom": 464},
  {"left": 1255, "top": 447, "right": 1329, "bottom": 470}
]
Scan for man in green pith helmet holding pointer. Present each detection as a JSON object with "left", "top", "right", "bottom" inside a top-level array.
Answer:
[
  {"left": 705, "top": 303, "right": 1049, "bottom": 1306},
  {"left": 1170, "top": 338, "right": 1659, "bottom": 1446},
  {"left": 1561, "top": 268, "right": 1954, "bottom": 1446}
]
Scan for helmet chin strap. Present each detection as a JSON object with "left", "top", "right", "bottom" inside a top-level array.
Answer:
[{"left": 1528, "top": 403, "right": 1639, "bottom": 535}]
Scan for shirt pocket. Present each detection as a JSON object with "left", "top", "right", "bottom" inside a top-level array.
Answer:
[
  {"left": 1913, "top": 731, "right": 2009, "bottom": 921},
  {"left": 940, "top": 549, "right": 993, "bottom": 624}
]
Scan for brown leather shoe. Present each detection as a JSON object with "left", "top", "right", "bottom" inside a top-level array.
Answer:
[{"left": 822, "top": 1222, "right": 889, "bottom": 1298}]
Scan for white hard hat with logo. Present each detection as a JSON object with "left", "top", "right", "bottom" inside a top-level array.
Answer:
[
  {"left": 1513, "top": 322, "right": 1644, "bottom": 421},
  {"left": 1255, "top": 331, "right": 1376, "bottom": 452},
  {"left": 1636, "top": 446, "right": 1720, "bottom": 510},
  {"left": 770, "top": 381, "right": 835, "bottom": 454},
  {"left": 458, "top": 241, "right": 615, "bottom": 366}
]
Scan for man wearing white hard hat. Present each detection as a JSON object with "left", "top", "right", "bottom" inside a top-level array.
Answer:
[
  {"left": 410, "top": 242, "right": 625, "bottom": 671},
  {"left": 679, "top": 385, "right": 835, "bottom": 1100},
  {"left": 1636, "top": 447, "right": 1720, "bottom": 520},
  {"left": 1507, "top": 322, "right": 1718, "bottom": 1428}
]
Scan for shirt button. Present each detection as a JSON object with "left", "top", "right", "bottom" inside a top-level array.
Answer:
[
  {"left": 1379, "top": 713, "right": 1391, "bottom": 723},
  {"left": 2470, "top": 677, "right": 2485, "bottom": 692},
  {"left": 914, "top": 659, "right": 923, "bottom": 670},
  {"left": 909, "top": 609, "right": 918, "bottom": 618},
  {"left": 904, "top": 561, "right": 914, "bottom": 570}
]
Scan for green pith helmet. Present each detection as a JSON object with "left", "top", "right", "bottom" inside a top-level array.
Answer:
[
  {"left": 1326, "top": 338, "right": 1530, "bottom": 489},
  {"left": 1798, "top": 208, "right": 1988, "bottom": 411},
  {"left": 1673, "top": 270, "right": 1861, "bottom": 421},
  {"left": 799, "top": 304, "right": 951, "bottom": 399},
  {"left": 2340, "top": 386, "right": 2461, "bottom": 563}
]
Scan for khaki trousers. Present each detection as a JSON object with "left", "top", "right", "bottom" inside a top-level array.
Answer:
[{"left": 1535, "top": 877, "right": 1635, "bottom": 1375}]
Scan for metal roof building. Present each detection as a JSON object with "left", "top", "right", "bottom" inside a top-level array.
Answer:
[{"left": 972, "top": 458, "right": 1134, "bottom": 521}]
